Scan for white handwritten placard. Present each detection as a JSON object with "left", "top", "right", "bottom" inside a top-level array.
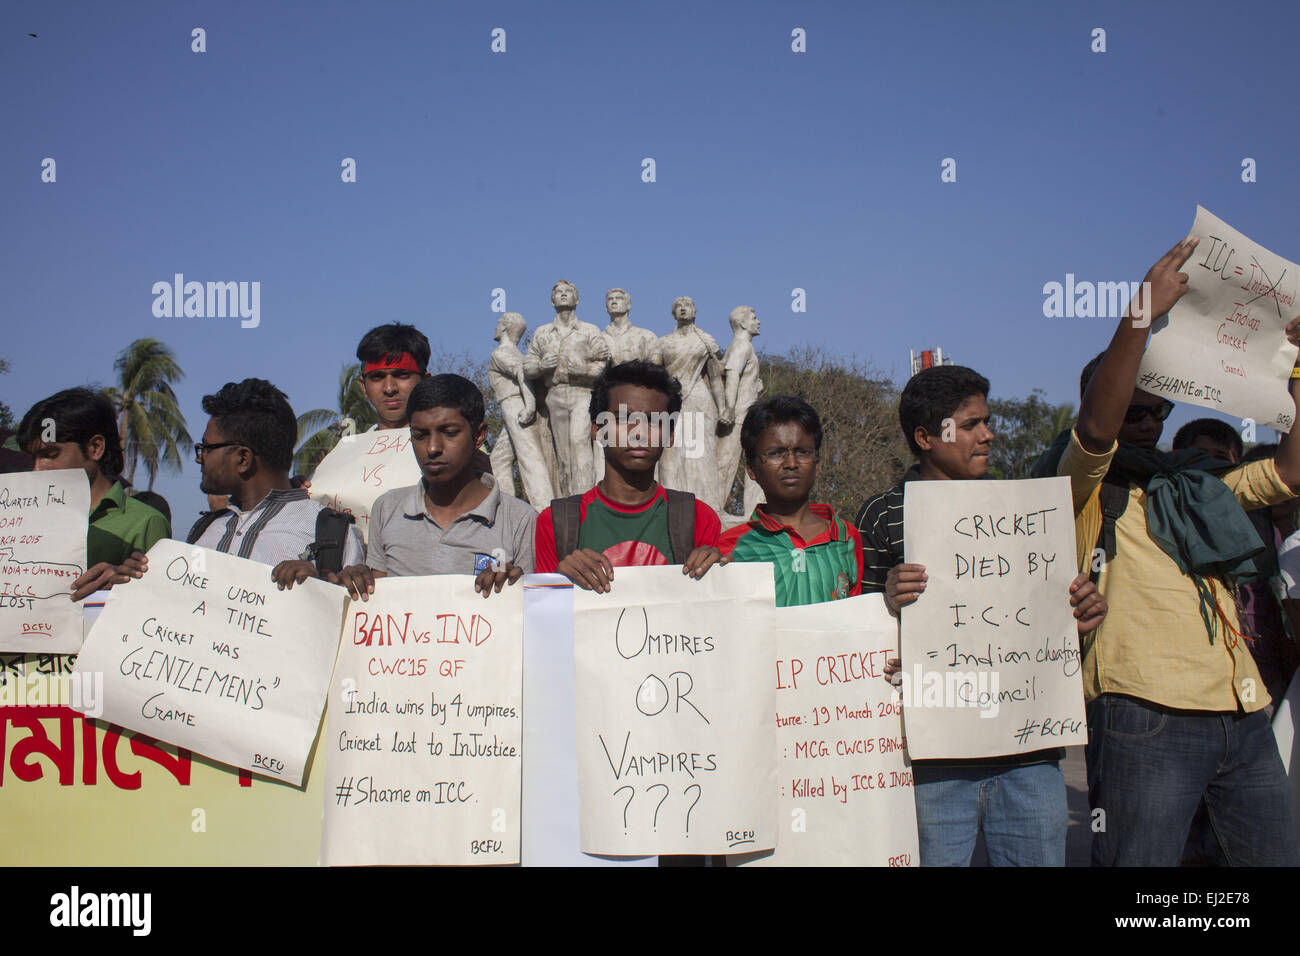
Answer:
[
  {"left": 733, "top": 594, "right": 918, "bottom": 867},
  {"left": 573, "top": 563, "right": 777, "bottom": 856},
  {"left": 0, "top": 471, "right": 89, "bottom": 654},
  {"left": 69, "top": 539, "right": 346, "bottom": 785},
  {"left": 321, "top": 575, "right": 523, "bottom": 866},
  {"left": 901, "top": 477, "right": 1085, "bottom": 759},
  {"left": 1138, "top": 205, "right": 1300, "bottom": 431},
  {"left": 308, "top": 429, "right": 421, "bottom": 537}
]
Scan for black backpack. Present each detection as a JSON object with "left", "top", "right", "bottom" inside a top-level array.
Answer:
[
  {"left": 551, "top": 489, "right": 696, "bottom": 565},
  {"left": 185, "top": 507, "right": 356, "bottom": 574}
]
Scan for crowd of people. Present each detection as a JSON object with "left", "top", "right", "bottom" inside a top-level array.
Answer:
[{"left": 8, "top": 238, "right": 1300, "bottom": 866}]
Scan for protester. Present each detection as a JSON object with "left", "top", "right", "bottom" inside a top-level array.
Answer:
[
  {"left": 185, "top": 378, "right": 364, "bottom": 581},
  {"left": 1172, "top": 417, "right": 1243, "bottom": 464},
  {"left": 534, "top": 360, "right": 725, "bottom": 589},
  {"left": 1035, "top": 237, "right": 1300, "bottom": 866},
  {"left": 327, "top": 374, "right": 536, "bottom": 601},
  {"left": 857, "top": 364, "right": 1107, "bottom": 866},
  {"left": 17, "top": 387, "right": 170, "bottom": 600},
  {"left": 717, "top": 396, "right": 863, "bottom": 606}
]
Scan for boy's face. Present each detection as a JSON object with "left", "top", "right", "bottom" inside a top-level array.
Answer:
[
  {"left": 359, "top": 369, "right": 422, "bottom": 428},
  {"left": 28, "top": 436, "right": 103, "bottom": 483},
  {"left": 410, "top": 406, "right": 488, "bottom": 487},
  {"left": 916, "top": 394, "right": 993, "bottom": 480},
  {"left": 745, "top": 421, "right": 818, "bottom": 508},
  {"left": 1186, "top": 434, "right": 1237, "bottom": 463},
  {"left": 592, "top": 384, "right": 672, "bottom": 476}
]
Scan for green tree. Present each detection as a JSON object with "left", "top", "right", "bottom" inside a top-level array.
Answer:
[
  {"left": 293, "top": 362, "right": 377, "bottom": 475},
  {"left": 0, "top": 357, "right": 12, "bottom": 430},
  {"left": 103, "top": 338, "right": 193, "bottom": 490},
  {"left": 987, "top": 389, "right": 1075, "bottom": 480}
]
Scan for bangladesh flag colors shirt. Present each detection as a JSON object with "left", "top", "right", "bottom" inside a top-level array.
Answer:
[{"left": 717, "top": 503, "right": 864, "bottom": 607}]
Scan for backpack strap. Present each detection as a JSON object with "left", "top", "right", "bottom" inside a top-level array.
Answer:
[
  {"left": 664, "top": 489, "right": 697, "bottom": 565},
  {"left": 1091, "top": 472, "right": 1130, "bottom": 584},
  {"left": 551, "top": 494, "right": 584, "bottom": 564},
  {"left": 186, "top": 508, "right": 231, "bottom": 545},
  {"left": 304, "top": 508, "right": 356, "bottom": 575}
]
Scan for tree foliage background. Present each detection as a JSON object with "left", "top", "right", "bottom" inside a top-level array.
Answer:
[{"left": 987, "top": 389, "right": 1075, "bottom": 480}]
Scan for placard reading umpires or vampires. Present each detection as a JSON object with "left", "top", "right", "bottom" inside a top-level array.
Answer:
[
  {"left": 70, "top": 540, "right": 346, "bottom": 785},
  {"left": 733, "top": 594, "right": 918, "bottom": 867},
  {"left": 308, "top": 429, "right": 422, "bottom": 536},
  {"left": 902, "top": 477, "right": 1086, "bottom": 759},
  {"left": 573, "top": 563, "right": 777, "bottom": 856},
  {"left": 0, "top": 471, "right": 89, "bottom": 654},
  {"left": 1138, "top": 205, "right": 1300, "bottom": 431},
  {"left": 321, "top": 576, "right": 524, "bottom": 866}
]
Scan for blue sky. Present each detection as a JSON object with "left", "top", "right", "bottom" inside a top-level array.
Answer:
[{"left": 4, "top": 0, "right": 1299, "bottom": 523}]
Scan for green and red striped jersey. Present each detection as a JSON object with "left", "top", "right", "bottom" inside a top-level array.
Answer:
[{"left": 717, "top": 503, "right": 864, "bottom": 607}]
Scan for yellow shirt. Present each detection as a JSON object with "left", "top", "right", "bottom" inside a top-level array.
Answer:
[{"left": 1058, "top": 429, "right": 1293, "bottom": 712}]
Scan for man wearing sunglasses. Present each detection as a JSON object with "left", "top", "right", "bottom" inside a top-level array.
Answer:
[{"left": 1038, "top": 237, "right": 1300, "bottom": 866}]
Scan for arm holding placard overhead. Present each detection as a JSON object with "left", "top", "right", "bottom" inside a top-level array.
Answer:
[{"left": 1268, "top": 316, "right": 1300, "bottom": 493}]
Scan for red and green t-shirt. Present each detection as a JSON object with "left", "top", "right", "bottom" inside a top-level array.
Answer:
[
  {"left": 717, "top": 503, "right": 863, "bottom": 607},
  {"left": 534, "top": 485, "right": 721, "bottom": 572}
]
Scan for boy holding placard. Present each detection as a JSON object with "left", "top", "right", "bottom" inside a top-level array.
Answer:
[
  {"left": 327, "top": 374, "right": 536, "bottom": 600},
  {"left": 856, "top": 365, "right": 1106, "bottom": 866},
  {"left": 717, "top": 396, "right": 863, "bottom": 607},
  {"left": 1039, "top": 237, "right": 1300, "bottom": 866},
  {"left": 17, "top": 387, "right": 170, "bottom": 601},
  {"left": 533, "top": 360, "right": 725, "bottom": 589}
]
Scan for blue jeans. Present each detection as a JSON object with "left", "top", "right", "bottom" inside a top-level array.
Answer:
[
  {"left": 1086, "top": 694, "right": 1299, "bottom": 866},
  {"left": 912, "top": 760, "right": 1066, "bottom": 866}
]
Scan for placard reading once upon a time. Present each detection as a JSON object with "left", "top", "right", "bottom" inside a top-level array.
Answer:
[
  {"left": 573, "top": 563, "right": 777, "bottom": 856},
  {"left": 71, "top": 540, "right": 345, "bottom": 785},
  {"left": 901, "top": 477, "right": 1085, "bottom": 759}
]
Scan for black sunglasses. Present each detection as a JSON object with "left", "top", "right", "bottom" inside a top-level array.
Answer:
[
  {"left": 193, "top": 441, "right": 249, "bottom": 460},
  {"left": 1123, "top": 401, "right": 1175, "bottom": 424}
]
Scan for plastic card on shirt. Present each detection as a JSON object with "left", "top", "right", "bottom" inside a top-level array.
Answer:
[
  {"left": 902, "top": 477, "right": 1086, "bottom": 759},
  {"left": 0, "top": 470, "right": 90, "bottom": 654},
  {"left": 1137, "top": 206, "right": 1300, "bottom": 432},
  {"left": 572, "top": 563, "right": 778, "bottom": 855},
  {"left": 70, "top": 540, "right": 345, "bottom": 786},
  {"left": 308, "top": 429, "right": 422, "bottom": 537},
  {"left": 732, "top": 593, "right": 919, "bottom": 867},
  {"left": 321, "top": 575, "right": 523, "bottom": 866}
]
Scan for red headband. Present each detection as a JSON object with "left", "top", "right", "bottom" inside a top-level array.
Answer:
[{"left": 363, "top": 352, "right": 422, "bottom": 374}]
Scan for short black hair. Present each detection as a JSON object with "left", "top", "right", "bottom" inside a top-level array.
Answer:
[
  {"left": 741, "top": 396, "right": 823, "bottom": 462},
  {"left": 1172, "top": 418, "right": 1244, "bottom": 460},
  {"left": 589, "top": 360, "right": 684, "bottom": 422},
  {"left": 17, "top": 387, "right": 125, "bottom": 477},
  {"left": 356, "top": 323, "right": 431, "bottom": 373},
  {"left": 407, "top": 374, "right": 485, "bottom": 432},
  {"left": 899, "top": 365, "right": 990, "bottom": 457},
  {"left": 1079, "top": 351, "right": 1106, "bottom": 401},
  {"left": 201, "top": 378, "right": 297, "bottom": 472},
  {"left": 131, "top": 490, "right": 172, "bottom": 525}
]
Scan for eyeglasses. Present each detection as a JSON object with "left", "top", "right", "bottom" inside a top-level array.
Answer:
[
  {"left": 1123, "top": 401, "right": 1175, "bottom": 424},
  {"left": 193, "top": 441, "right": 248, "bottom": 461},
  {"left": 757, "top": 447, "right": 817, "bottom": 465}
]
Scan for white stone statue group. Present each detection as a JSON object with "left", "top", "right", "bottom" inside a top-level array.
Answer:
[{"left": 487, "top": 280, "right": 763, "bottom": 516}]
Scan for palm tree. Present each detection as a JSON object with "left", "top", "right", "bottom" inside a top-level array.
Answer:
[
  {"left": 103, "top": 338, "right": 192, "bottom": 490},
  {"left": 293, "top": 362, "right": 377, "bottom": 475}
]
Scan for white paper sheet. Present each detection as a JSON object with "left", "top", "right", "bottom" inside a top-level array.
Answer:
[
  {"left": 902, "top": 477, "right": 1086, "bottom": 759},
  {"left": 732, "top": 593, "right": 919, "bottom": 867},
  {"left": 308, "top": 429, "right": 422, "bottom": 537},
  {"left": 320, "top": 575, "right": 524, "bottom": 865},
  {"left": 1138, "top": 205, "right": 1300, "bottom": 431},
  {"left": 572, "top": 563, "right": 777, "bottom": 855},
  {"left": 69, "top": 540, "right": 345, "bottom": 785},
  {"left": 0, "top": 471, "right": 89, "bottom": 654}
]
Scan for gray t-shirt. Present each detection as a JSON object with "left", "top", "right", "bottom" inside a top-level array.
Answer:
[{"left": 366, "top": 473, "right": 537, "bottom": 576}]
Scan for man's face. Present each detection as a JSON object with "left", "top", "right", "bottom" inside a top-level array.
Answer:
[
  {"left": 28, "top": 436, "right": 101, "bottom": 483},
  {"left": 1118, "top": 389, "right": 1170, "bottom": 449},
  {"left": 552, "top": 283, "right": 577, "bottom": 309},
  {"left": 197, "top": 420, "right": 248, "bottom": 496},
  {"left": 592, "top": 384, "right": 672, "bottom": 476},
  {"left": 745, "top": 421, "right": 817, "bottom": 508},
  {"left": 916, "top": 394, "right": 994, "bottom": 480},
  {"left": 359, "top": 368, "right": 422, "bottom": 428},
  {"left": 744, "top": 309, "right": 760, "bottom": 336},
  {"left": 1187, "top": 434, "right": 1238, "bottom": 463},
  {"left": 606, "top": 291, "right": 629, "bottom": 316},
  {"left": 409, "top": 406, "right": 488, "bottom": 488}
]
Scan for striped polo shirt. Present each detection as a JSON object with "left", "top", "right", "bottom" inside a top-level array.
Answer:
[
  {"left": 717, "top": 503, "right": 863, "bottom": 608},
  {"left": 191, "top": 487, "right": 365, "bottom": 567}
]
